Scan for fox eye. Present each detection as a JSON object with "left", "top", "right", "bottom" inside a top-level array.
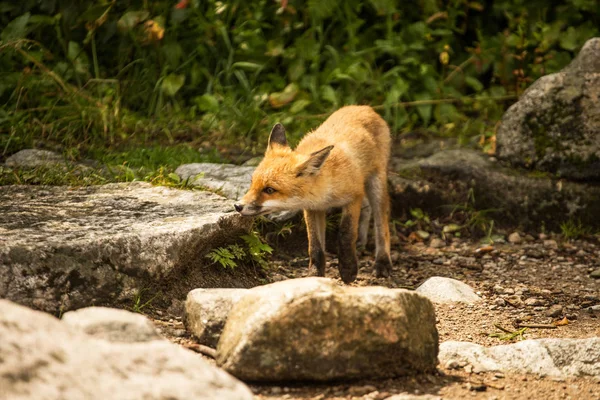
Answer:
[{"left": 263, "top": 186, "right": 276, "bottom": 195}]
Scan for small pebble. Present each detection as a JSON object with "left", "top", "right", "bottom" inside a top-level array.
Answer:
[
  {"left": 172, "top": 329, "right": 186, "bottom": 337},
  {"left": 467, "top": 383, "right": 487, "bottom": 392},
  {"left": 348, "top": 385, "right": 377, "bottom": 396},
  {"left": 430, "top": 238, "right": 446, "bottom": 249},
  {"left": 508, "top": 232, "right": 522, "bottom": 244},
  {"left": 590, "top": 268, "right": 600, "bottom": 279},
  {"left": 543, "top": 239, "right": 558, "bottom": 249},
  {"left": 525, "top": 298, "right": 544, "bottom": 306},
  {"left": 546, "top": 304, "right": 563, "bottom": 318},
  {"left": 493, "top": 285, "right": 505, "bottom": 294}
]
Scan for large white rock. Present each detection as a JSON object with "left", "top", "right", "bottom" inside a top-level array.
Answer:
[
  {"left": 185, "top": 288, "right": 249, "bottom": 347},
  {"left": 416, "top": 277, "right": 481, "bottom": 304},
  {"left": 217, "top": 278, "right": 439, "bottom": 381},
  {"left": 439, "top": 338, "right": 600, "bottom": 377},
  {"left": 62, "top": 306, "right": 161, "bottom": 342},
  {"left": 0, "top": 300, "right": 253, "bottom": 400},
  {"left": 0, "top": 182, "right": 252, "bottom": 313}
]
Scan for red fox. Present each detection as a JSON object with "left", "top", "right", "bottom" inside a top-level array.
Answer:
[{"left": 234, "top": 105, "right": 392, "bottom": 283}]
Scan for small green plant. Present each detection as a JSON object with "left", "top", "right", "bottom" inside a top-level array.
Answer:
[
  {"left": 241, "top": 231, "right": 274, "bottom": 268},
  {"left": 403, "top": 208, "right": 431, "bottom": 229},
  {"left": 130, "top": 288, "right": 160, "bottom": 313},
  {"left": 560, "top": 218, "right": 591, "bottom": 240},
  {"left": 205, "top": 244, "right": 246, "bottom": 269},
  {"left": 275, "top": 221, "right": 295, "bottom": 238},
  {"left": 449, "top": 189, "right": 499, "bottom": 237},
  {"left": 206, "top": 231, "right": 273, "bottom": 270}
]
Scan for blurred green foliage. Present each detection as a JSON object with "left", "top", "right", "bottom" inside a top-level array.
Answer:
[{"left": 0, "top": 0, "right": 598, "bottom": 157}]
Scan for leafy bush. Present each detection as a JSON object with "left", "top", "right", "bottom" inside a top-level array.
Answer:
[{"left": 0, "top": 0, "right": 598, "bottom": 156}]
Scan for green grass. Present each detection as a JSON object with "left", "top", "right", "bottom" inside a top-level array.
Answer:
[
  {"left": 0, "top": 144, "right": 224, "bottom": 187},
  {"left": 560, "top": 218, "right": 592, "bottom": 240}
]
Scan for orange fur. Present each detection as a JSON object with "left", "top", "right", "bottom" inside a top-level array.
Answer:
[{"left": 235, "top": 105, "right": 392, "bottom": 283}]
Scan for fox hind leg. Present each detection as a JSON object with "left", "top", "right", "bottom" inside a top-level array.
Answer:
[
  {"left": 338, "top": 196, "right": 363, "bottom": 283},
  {"left": 357, "top": 197, "right": 371, "bottom": 249},
  {"left": 304, "top": 210, "right": 327, "bottom": 276},
  {"left": 366, "top": 172, "right": 392, "bottom": 278}
]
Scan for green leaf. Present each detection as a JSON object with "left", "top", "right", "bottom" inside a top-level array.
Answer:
[
  {"left": 559, "top": 27, "right": 579, "bottom": 51},
  {"left": 268, "top": 83, "right": 299, "bottom": 108},
  {"left": 414, "top": 92, "right": 432, "bottom": 125},
  {"left": 385, "top": 78, "right": 409, "bottom": 104},
  {"left": 368, "top": 0, "right": 396, "bottom": 15},
  {"left": 443, "top": 224, "right": 462, "bottom": 233},
  {"left": 320, "top": 85, "right": 338, "bottom": 107},
  {"left": 232, "top": 62, "right": 263, "bottom": 71},
  {"left": 290, "top": 99, "right": 311, "bottom": 114},
  {"left": 465, "top": 76, "right": 484, "bottom": 92},
  {"left": 167, "top": 173, "right": 180, "bottom": 183},
  {"left": 308, "top": 0, "right": 339, "bottom": 19},
  {"left": 117, "top": 11, "right": 149, "bottom": 32},
  {"left": 161, "top": 74, "right": 185, "bottom": 97},
  {"left": 434, "top": 103, "right": 459, "bottom": 124},
  {"left": 67, "top": 41, "right": 90, "bottom": 75},
  {"left": 195, "top": 94, "right": 219, "bottom": 113},
  {"left": 1, "top": 12, "right": 30, "bottom": 40},
  {"left": 288, "top": 60, "right": 305, "bottom": 82}
]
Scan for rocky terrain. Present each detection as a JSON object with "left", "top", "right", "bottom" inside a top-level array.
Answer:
[{"left": 1, "top": 36, "right": 599, "bottom": 400}]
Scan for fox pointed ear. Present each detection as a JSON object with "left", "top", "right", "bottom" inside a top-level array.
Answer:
[
  {"left": 268, "top": 123, "right": 288, "bottom": 149},
  {"left": 297, "top": 145, "right": 334, "bottom": 176}
]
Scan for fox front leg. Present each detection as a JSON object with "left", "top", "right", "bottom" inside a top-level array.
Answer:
[
  {"left": 304, "top": 210, "right": 327, "bottom": 276},
  {"left": 338, "top": 197, "right": 363, "bottom": 284}
]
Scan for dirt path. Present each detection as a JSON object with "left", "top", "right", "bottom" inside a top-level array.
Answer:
[{"left": 153, "top": 233, "right": 600, "bottom": 400}]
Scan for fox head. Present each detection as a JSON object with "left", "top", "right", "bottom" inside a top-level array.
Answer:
[{"left": 234, "top": 123, "right": 333, "bottom": 216}]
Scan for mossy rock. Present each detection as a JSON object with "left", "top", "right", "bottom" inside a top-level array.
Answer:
[
  {"left": 390, "top": 149, "right": 600, "bottom": 231},
  {"left": 496, "top": 37, "right": 600, "bottom": 181}
]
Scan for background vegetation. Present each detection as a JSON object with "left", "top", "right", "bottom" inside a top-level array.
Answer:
[{"left": 1, "top": 0, "right": 598, "bottom": 164}]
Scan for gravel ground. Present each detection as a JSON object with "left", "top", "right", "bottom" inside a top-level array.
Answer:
[{"left": 152, "top": 231, "right": 600, "bottom": 400}]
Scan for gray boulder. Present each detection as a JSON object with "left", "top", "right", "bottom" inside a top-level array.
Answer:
[
  {"left": 175, "top": 163, "right": 255, "bottom": 200},
  {"left": 416, "top": 277, "right": 481, "bottom": 304},
  {"left": 0, "top": 182, "right": 253, "bottom": 314},
  {"left": 496, "top": 37, "right": 600, "bottom": 180},
  {"left": 5, "top": 149, "right": 65, "bottom": 168},
  {"left": 185, "top": 288, "right": 249, "bottom": 347},
  {"left": 439, "top": 338, "right": 600, "bottom": 377},
  {"left": 62, "top": 306, "right": 161, "bottom": 343},
  {"left": 390, "top": 148, "right": 600, "bottom": 230},
  {"left": 217, "top": 277, "right": 439, "bottom": 381},
  {"left": 0, "top": 300, "right": 254, "bottom": 400}
]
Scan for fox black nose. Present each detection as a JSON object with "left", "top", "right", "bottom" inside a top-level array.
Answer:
[{"left": 234, "top": 203, "right": 244, "bottom": 213}]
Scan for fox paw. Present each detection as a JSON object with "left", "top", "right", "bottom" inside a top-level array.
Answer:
[
  {"left": 374, "top": 259, "right": 392, "bottom": 278},
  {"left": 338, "top": 264, "right": 358, "bottom": 284}
]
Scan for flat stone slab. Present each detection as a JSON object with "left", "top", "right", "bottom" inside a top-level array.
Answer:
[
  {"left": 185, "top": 288, "right": 249, "bottom": 348},
  {"left": 0, "top": 182, "right": 252, "bottom": 313},
  {"left": 62, "top": 306, "right": 161, "bottom": 343},
  {"left": 0, "top": 300, "right": 253, "bottom": 400},
  {"left": 416, "top": 277, "right": 481, "bottom": 304},
  {"left": 439, "top": 338, "right": 600, "bottom": 377},
  {"left": 217, "top": 278, "right": 439, "bottom": 382}
]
